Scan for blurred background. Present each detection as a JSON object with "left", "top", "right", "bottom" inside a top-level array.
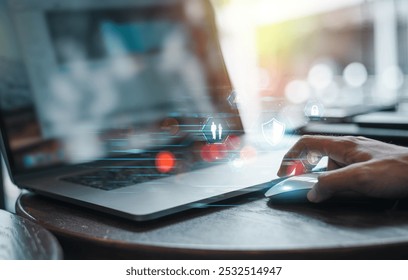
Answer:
[
  {"left": 211, "top": 0, "right": 408, "bottom": 130},
  {"left": 4, "top": 0, "right": 408, "bottom": 210}
]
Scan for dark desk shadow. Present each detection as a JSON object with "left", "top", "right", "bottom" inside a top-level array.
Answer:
[
  {"left": 267, "top": 197, "right": 408, "bottom": 229},
  {"left": 20, "top": 191, "right": 266, "bottom": 234}
]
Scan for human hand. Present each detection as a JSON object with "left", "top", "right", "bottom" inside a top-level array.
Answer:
[{"left": 277, "top": 136, "right": 408, "bottom": 203}]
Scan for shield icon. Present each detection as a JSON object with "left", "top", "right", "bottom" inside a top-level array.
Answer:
[{"left": 262, "top": 118, "right": 286, "bottom": 146}]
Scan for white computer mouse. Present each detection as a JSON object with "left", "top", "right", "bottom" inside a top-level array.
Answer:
[{"left": 265, "top": 173, "right": 320, "bottom": 203}]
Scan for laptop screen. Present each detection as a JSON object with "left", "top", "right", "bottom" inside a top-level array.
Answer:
[{"left": 0, "top": 0, "right": 243, "bottom": 175}]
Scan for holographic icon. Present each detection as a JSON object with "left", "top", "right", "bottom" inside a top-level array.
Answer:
[
  {"left": 218, "top": 123, "right": 223, "bottom": 140},
  {"left": 311, "top": 105, "right": 319, "bottom": 117},
  {"left": 211, "top": 122, "right": 217, "bottom": 140},
  {"left": 202, "top": 118, "right": 229, "bottom": 144},
  {"left": 261, "top": 118, "right": 286, "bottom": 146},
  {"left": 306, "top": 151, "right": 322, "bottom": 165},
  {"left": 227, "top": 90, "right": 240, "bottom": 109},
  {"left": 304, "top": 101, "right": 324, "bottom": 118}
]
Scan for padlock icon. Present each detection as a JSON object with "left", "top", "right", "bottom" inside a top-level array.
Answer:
[{"left": 311, "top": 105, "right": 319, "bottom": 117}]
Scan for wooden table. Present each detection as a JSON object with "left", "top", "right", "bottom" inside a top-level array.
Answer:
[
  {"left": 15, "top": 192, "right": 408, "bottom": 260},
  {"left": 0, "top": 209, "right": 62, "bottom": 259}
]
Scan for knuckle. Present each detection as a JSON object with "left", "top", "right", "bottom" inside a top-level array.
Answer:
[
  {"left": 339, "top": 136, "right": 374, "bottom": 163},
  {"left": 336, "top": 137, "right": 359, "bottom": 161},
  {"left": 355, "top": 136, "right": 368, "bottom": 142},
  {"left": 340, "top": 136, "right": 358, "bottom": 147}
]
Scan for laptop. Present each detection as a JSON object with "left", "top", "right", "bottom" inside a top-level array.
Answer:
[{"left": 0, "top": 0, "right": 290, "bottom": 221}]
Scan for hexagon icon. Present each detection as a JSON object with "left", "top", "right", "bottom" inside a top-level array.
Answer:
[
  {"left": 227, "top": 90, "right": 240, "bottom": 109},
  {"left": 202, "top": 118, "right": 230, "bottom": 144}
]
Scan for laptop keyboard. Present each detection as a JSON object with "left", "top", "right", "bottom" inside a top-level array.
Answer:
[{"left": 61, "top": 167, "right": 169, "bottom": 191}]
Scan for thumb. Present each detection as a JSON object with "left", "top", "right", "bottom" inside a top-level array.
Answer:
[{"left": 307, "top": 162, "right": 371, "bottom": 203}]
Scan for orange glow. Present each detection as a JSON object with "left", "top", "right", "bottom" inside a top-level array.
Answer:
[
  {"left": 240, "top": 145, "right": 257, "bottom": 161},
  {"left": 155, "top": 151, "right": 176, "bottom": 173},
  {"left": 212, "top": 143, "right": 228, "bottom": 160},
  {"left": 200, "top": 144, "right": 214, "bottom": 162},
  {"left": 200, "top": 144, "right": 228, "bottom": 162}
]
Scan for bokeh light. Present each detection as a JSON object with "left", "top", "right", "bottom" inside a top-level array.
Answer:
[
  {"left": 155, "top": 151, "right": 176, "bottom": 173},
  {"left": 284, "top": 80, "right": 311, "bottom": 104},
  {"left": 200, "top": 144, "right": 213, "bottom": 162},
  {"left": 343, "top": 62, "right": 368, "bottom": 88},
  {"left": 380, "top": 65, "right": 404, "bottom": 91},
  {"left": 308, "top": 64, "right": 334, "bottom": 90},
  {"left": 200, "top": 144, "right": 228, "bottom": 162},
  {"left": 160, "top": 118, "right": 179, "bottom": 135}
]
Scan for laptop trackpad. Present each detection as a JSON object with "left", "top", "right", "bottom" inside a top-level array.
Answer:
[{"left": 91, "top": 151, "right": 284, "bottom": 217}]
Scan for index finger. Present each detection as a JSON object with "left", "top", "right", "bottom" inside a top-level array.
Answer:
[{"left": 277, "top": 135, "right": 352, "bottom": 177}]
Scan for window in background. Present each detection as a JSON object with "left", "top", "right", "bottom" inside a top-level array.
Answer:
[{"left": 212, "top": 0, "right": 407, "bottom": 130}]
